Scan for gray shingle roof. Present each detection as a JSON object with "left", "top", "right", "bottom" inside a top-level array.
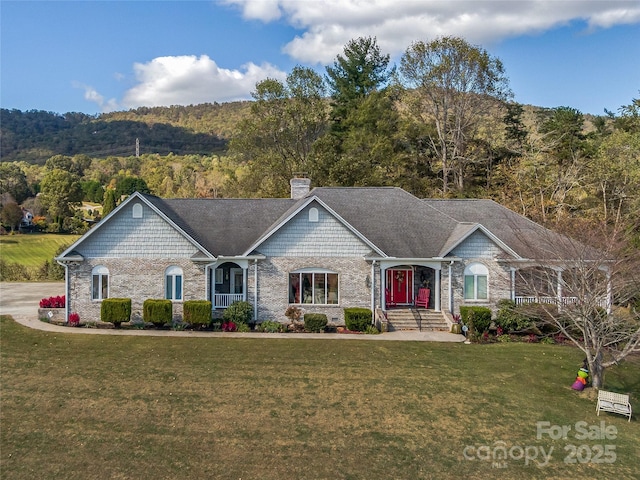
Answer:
[
  {"left": 134, "top": 190, "right": 587, "bottom": 261},
  {"left": 424, "top": 199, "right": 585, "bottom": 260},
  {"left": 309, "top": 187, "right": 460, "bottom": 258},
  {"left": 144, "top": 195, "right": 296, "bottom": 256}
]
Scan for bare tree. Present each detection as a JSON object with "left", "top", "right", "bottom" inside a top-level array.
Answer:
[
  {"left": 515, "top": 222, "right": 640, "bottom": 389},
  {"left": 399, "top": 36, "right": 512, "bottom": 194}
]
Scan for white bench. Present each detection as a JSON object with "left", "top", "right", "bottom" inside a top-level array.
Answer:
[{"left": 596, "top": 390, "right": 632, "bottom": 422}]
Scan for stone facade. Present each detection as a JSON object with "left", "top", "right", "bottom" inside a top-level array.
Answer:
[
  {"left": 256, "top": 257, "right": 372, "bottom": 324},
  {"left": 68, "top": 258, "right": 206, "bottom": 323},
  {"left": 60, "top": 191, "right": 536, "bottom": 325}
]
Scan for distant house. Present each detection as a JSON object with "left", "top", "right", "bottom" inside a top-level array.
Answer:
[
  {"left": 19, "top": 209, "right": 34, "bottom": 232},
  {"left": 56, "top": 179, "right": 605, "bottom": 327}
]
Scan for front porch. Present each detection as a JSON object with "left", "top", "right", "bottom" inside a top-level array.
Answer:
[
  {"left": 208, "top": 261, "right": 248, "bottom": 310},
  {"left": 381, "top": 264, "right": 441, "bottom": 311}
]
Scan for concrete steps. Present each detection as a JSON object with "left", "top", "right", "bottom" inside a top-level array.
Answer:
[{"left": 386, "top": 309, "right": 450, "bottom": 332}]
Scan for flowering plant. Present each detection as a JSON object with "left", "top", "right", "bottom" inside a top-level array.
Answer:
[
  {"left": 68, "top": 312, "right": 80, "bottom": 327},
  {"left": 222, "top": 321, "right": 237, "bottom": 332},
  {"left": 39, "top": 295, "right": 65, "bottom": 308}
]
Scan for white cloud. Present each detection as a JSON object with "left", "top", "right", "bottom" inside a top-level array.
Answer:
[
  {"left": 121, "top": 55, "right": 287, "bottom": 108},
  {"left": 222, "top": 0, "right": 640, "bottom": 63},
  {"left": 73, "top": 82, "right": 119, "bottom": 113}
]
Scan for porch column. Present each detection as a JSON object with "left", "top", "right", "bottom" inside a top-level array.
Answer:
[
  {"left": 253, "top": 259, "right": 258, "bottom": 322},
  {"left": 434, "top": 267, "right": 441, "bottom": 311},
  {"left": 448, "top": 262, "right": 453, "bottom": 313},
  {"left": 606, "top": 268, "right": 612, "bottom": 314},
  {"left": 556, "top": 269, "right": 563, "bottom": 308},
  {"left": 242, "top": 267, "right": 248, "bottom": 302},
  {"left": 381, "top": 266, "right": 387, "bottom": 310},
  {"left": 510, "top": 267, "right": 516, "bottom": 302},
  {"left": 370, "top": 261, "right": 376, "bottom": 322}
]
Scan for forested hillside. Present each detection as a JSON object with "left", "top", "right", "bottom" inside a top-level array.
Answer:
[{"left": 0, "top": 102, "right": 250, "bottom": 164}]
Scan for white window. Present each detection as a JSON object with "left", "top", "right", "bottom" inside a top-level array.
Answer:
[
  {"left": 132, "top": 203, "right": 143, "bottom": 218},
  {"left": 92, "top": 265, "right": 109, "bottom": 300},
  {"left": 464, "top": 263, "right": 488, "bottom": 300},
  {"left": 289, "top": 269, "right": 338, "bottom": 305},
  {"left": 165, "top": 266, "right": 183, "bottom": 301}
]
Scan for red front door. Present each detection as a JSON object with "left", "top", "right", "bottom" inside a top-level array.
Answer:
[{"left": 386, "top": 268, "right": 413, "bottom": 305}]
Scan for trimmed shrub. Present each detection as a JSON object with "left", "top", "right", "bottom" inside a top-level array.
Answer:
[
  {"left": 222, "top": 301, "right": 253, "bottom": 325},
  {"left": 304, "top": 313, "right": 328, "bottom": 333},
  {"left": 101, "top": 298, "right": 131, "bottom": 328},
  {"left": 257, "top": 320, "right": 287, "bottom": 333},
  {"left": 495, "top": 299, "right": 534, "bottom": 333},
  {"left": 460, "top": 306, "right": 492, "bottom": 334},
  {"left": 183, "top": 300, "right": 212, "bottom": 328},
  {"left": 344, "top": 307, "right": 372, "bottom": 332},
  {"left": 143, "top": 299, "right": 173, "bottom": 328}
]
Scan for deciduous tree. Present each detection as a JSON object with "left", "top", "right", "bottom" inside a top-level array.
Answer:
[
  {"left": 517, "top": 223, "right": 640, "bottom": 389},
  {"left": 399, "top": 36, "right": 512, "bottom": 194},
  {"left": 39, "top": 168, "right": 83, "bottom": 229},
  {"left": 229, "top": 66, "right": 328, "bottom": 196}
]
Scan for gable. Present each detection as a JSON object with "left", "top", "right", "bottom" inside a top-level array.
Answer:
[
  {"left": 257, "top": 203, "right": 372, "bottom": 257},
  {"left": 73, "top": 200, "right": 206, "bottom": 258},
  {"left": 448, "top": 229, "right": 508, "bottom": 259}
]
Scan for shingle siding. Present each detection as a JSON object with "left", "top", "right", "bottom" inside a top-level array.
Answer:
[
  {"left": 450, "top": 230, "right": 504, "bottom": 259},
  {"left": 77, "top": 202, "right": 202, "bottom": 258},
  {"left": 258, "top": 205, "right": 371, "bottom": 257}
]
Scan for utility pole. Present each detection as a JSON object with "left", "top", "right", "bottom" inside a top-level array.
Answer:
[{"left": 136, "top": 138, "right": 140, "bottom": 158}]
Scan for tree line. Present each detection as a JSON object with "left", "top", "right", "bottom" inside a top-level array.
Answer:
[{"left": 1, "top": 35, "right": 639, "bottom": 242}]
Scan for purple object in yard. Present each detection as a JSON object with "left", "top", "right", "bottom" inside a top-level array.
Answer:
[{"left": 571, "top": 379, "right": 585, "bottom": 391}]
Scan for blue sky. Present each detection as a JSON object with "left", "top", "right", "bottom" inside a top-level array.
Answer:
[{"left": 1, "top": 0, "right": 639, "bottom": 116}]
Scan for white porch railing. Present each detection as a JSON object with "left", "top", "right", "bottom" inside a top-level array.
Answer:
[
  {"left": 213, "top": 293, "right": 244, "bottom": 309},
  {"left": 515, "top": 296, "right": 608, "bottom": 309}
]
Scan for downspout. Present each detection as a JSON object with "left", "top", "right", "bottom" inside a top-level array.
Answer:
[
  {"left": 253, "top": 259, "right": 258, "bottom": 322},
  {"left": 56, "top": 260, "right": 69, "bottom": 323}
]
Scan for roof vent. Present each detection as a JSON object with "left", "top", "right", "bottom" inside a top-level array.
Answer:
[{"left": 290, "top": 177, "right": 311, "bottom": 200}]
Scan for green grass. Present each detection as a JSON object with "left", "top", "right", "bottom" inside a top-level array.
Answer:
[
  {"left": 1, "top": 316, "right": 638, "bottom": 480},
  {"left": 0, "top": 234, "right": 79, "bottom": 267}
]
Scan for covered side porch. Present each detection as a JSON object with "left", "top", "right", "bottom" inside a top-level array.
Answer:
[{"left": 508, "top": 263, "right": 612, "bottom": 313}]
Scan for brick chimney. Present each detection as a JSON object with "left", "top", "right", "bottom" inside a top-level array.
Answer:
[{"left": 290, "top": 177, "right": 311, "bottom": 199}]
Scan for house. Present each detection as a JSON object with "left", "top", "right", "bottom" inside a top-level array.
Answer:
[{"left": 56, "top": 179, "right": 605, "bottom": 327}]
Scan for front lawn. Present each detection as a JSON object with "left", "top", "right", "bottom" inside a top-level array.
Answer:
[
  {"left": 0, "top": 233, "right": 79, "bottom": 267},
  {"left": 1, "top": 316, "right": 638, "bottom": 479}
]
